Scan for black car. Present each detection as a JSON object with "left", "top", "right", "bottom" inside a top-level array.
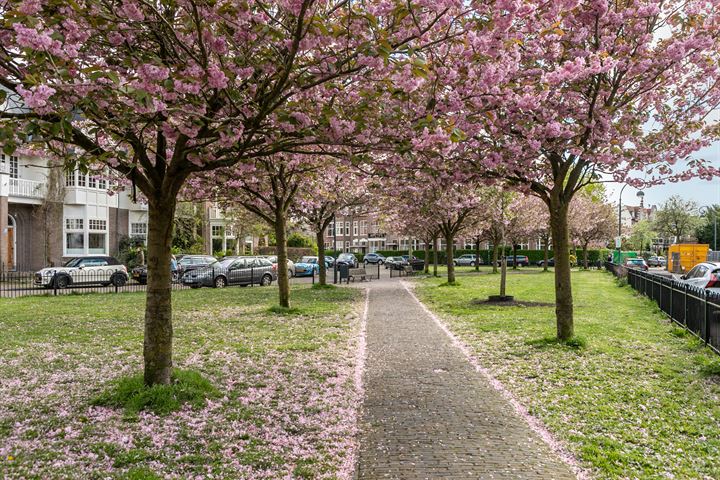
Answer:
[
  {"left": 498, "top": 255, "right": 530, "bottom": 267},
  {"left": 181, "top": 256, "right": 277, "bottom": 288},
  {"left": 176, "top": 254, "right": 218, "bottom": 275},
  {"left": 536, "top": 257, "right": 555, "bottom": 267},
  {"left": 336, "top": 253, "right": 359, "bottom": 268},
  {"left": 132, "top": 258, "right": 180, "bottom": 285}
]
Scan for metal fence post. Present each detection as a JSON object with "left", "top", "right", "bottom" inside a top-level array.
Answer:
[
  {"left": 377, "top": 262, "right": 380, "bottom": 280},
  {"left": 684, "top": 284, "right": 689, "bottom": 326},
  {"left": 53, "top": 272, "right": 58, "bottom": 296},
  {"left": 704, "top": 290, "right": 710, "bottom": 343}
]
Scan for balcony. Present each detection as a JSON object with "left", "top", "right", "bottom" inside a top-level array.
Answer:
[{"left": 9, "top": 178, "right": 46, "bottom": 199}]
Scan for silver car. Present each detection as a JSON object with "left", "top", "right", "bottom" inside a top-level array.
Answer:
[
  {"left": 453, "top": 254, "right": 482, "bottom": 266},
  {"left": 678, "top": 262, "right": 720, "bottom": 291}
]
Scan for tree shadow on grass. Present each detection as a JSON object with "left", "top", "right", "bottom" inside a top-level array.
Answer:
[{"left": 525, "top": 335, "right": 587, "bottom": 350}]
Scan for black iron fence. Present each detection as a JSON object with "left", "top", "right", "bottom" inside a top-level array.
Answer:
[
  {"left": 605, "top": 262, "right": 720, "bottom": 353},
  {"left": 0, "top": 265, "right": 330, "bottom": 299}
]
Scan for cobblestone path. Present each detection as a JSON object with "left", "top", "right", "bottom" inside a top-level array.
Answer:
[{"left": 356, "top": 279, "right": 577, "bottom": 480}]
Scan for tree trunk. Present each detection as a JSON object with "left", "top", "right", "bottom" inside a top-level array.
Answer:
[
  {"left": 432, "top": 235, "right": 438, "bottom": 277},
  {"left": 317, "top": 228, "right": 327, "bottom": 285},
  {"left": 474, "top": 236, "right": 481, "bottom": 271},
  {"left": 500, "top": 252, "right": 507, "bottom": 297},
  {"left": 492, "top": 243, "right": 499, "bottom": 274},
  {"left": 445, "top": 233, "right": 455, "bottom": 283},
  {"left": 549, "top": 199, "right": 574, "bottom": 341},
  {"left": 274, "top": 211, "right": 290, "bottom": 308},
  {"left": 543, "top": 234, "right": 549, "bottom": 272},
  {"left": 423, "top": 238, "right": 430, "bottom": 274},
  {"left": 144, "top": 198, "right": 177, "bottom": 386},
  {"left": 583, "top": 243, "right": 589, "bottom": 270}
]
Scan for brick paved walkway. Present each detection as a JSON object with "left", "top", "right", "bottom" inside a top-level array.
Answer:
[{"left": 356, "top": 279, "right": 577, "bottom": 479}]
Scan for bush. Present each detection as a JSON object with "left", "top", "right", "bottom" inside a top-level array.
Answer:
[
  {"left": 287, "top": 232, "right": 317, "bottom": 250},
  {"left": 91, "top": 369, "right": 218, "bottom": 416}
]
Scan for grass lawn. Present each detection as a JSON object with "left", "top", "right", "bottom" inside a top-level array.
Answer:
[
  {"left": 0, "top": 285, "right": 363, "bottom": 479},
  {"left": 415, "top": 269, "right": 720, "bottom": 479}
]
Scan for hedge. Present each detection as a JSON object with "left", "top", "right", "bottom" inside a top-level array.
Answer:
[
  {"left": 257, "top": 246, "right": 316, "bottom": 261},
  {"left": 375, "top": 248, "right": 607, "bottom": 265}
]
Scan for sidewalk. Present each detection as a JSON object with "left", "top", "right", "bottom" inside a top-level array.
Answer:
[{"left": 356, "top": 278, "right": 577, "bottom": 479}]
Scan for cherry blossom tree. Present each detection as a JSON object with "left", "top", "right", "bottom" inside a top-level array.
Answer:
[
  {"left": 295, "top": 166, "right": 367, "bottom": 286},
  {"left": 569, "top": 193, "right": 615, "bottom": 269},
  {"left": 0, "top": 0, "right": 461, "bottom": 384},
  {"left": 438, "top": 0, "right": 720, "bottom": 340}
]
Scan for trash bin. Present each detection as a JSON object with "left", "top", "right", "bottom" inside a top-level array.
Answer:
[{"left": 338, "top": 263, "right": 351, "bottom": 283}]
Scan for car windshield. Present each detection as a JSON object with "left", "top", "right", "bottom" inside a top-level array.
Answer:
[
  {"left": 63, "top": 258, "right": 83, "bottom": 267},
  {"left": 628, "top": 259, "right": 644, "bottom": 264},
  {"left": 215, "top": 258, "right": 236, "bottom": 268}
]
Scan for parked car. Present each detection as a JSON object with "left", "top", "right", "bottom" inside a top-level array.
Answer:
[
  {"left": 453, "top": 254, "right": 482, "bottom": 266},
  {"left": 624, "top": 258, "right": 649, "bottom": 271},
  {"left": 336, "top": 252, "right": 359, "bottom": 268},
  {"left": 678, "top": 262, "right": 720, "bottom": 291},
  {"left": 265, "top": 255, "right": 295, "bottom": 278},
  {"left": 385, "top": 256, "right": 408, "bottom": 270},
  {"left": 537, "top": 257, "right": 555, "bottom": 267},
  {"left": 34, "top": 256, "right": 128, "bottom": 289},
  {"left": 176, "top": 255, "right": 218, "bottom": 275},
  {"left": 132, "top": 258, "right": 180, "bottom": 285},
  {"left": 646, "top": 256, "right": 667, "bottom": 268},
  {"left": 498, "top": 255, "right": 530, "bottom": 267},
  {"left": 180, "top": 256, "right": 276, "bottom": 288},
  {"left": 294, "top": 256, "right": 332, "bottom": 277},
  {"left": 325, "top": 255, "right": 336, "bottom": 267},
  {"left": 363, "top": 253, "right": 386, "bottom": 265},
  {"left": 401, "top": 255, "right": 425, "bottom": 270}
]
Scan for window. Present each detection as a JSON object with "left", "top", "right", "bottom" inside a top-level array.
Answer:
[
  {"left": 89, "top": 219, "right": 106, "bottom": 231},
  {"left": 345, "top": 241, "right": 350, "bottom": 248},
  {"left": 65, "top": 218, "right": 84, "bottom": 255},
  {"left": 345, "top": 222, "right": 350, "bottom": 236},
  {"left": 65, "top": 170, "right": 75, "bottom": 187},
  {"left": 88, "top": 219, "right": 107, "bottom": 254},
  {"left": 353, "top": 221, "right": 358, "bottom": 236},
  {"left": 327, "top": 221, "right": 334, "bottom": 237},
  {"left": 130, "top": 222, "right": 147, "bottom": 237},
  {"left": 226, "top": 225, "right": 235, "bottom": 237},
  {"left": 8, "top": 155, "right": 17, "bottom": 179},
  {"left": 212, "top": 225, "right": 224, "bottom": 237},
  {"left": 77, "top": 173, "right": 86, "bottom": 187},
  {"left": 360, "top": 220, "right": 367, "bottom": 235},
  {"left": 88, "top": 175, "right": 97, "bottom": 189},
  {"left": 98, "top": 179, "right": 107, "bottom": 190}
]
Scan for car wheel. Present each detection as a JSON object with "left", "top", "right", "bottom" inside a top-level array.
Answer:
[
  {"left": 55, "top": 275, "right": 69, "bottom": 289},
  {"left": 171, "top": 272, "right": 179, "bottom": 282},
  {"left": 112, "top": 274, "right": 127, "bottom": 287},
  {"left": 379, "top": 260, "right": 384, "bottom": 265},
  {"left": 470, "top": 261, "right": 475, "bottom": 266},
  {"left": 453, "top": 261, "right": 457, "bottom": 266},
  {"left": 214, "top": 276, "right": 227, "bottom": 288},
  {"left": 288, "top": 269, "right": 294, "bottom": 278},
  {"left": 260, "top": 274, "right": 272, "bottom": 286}
]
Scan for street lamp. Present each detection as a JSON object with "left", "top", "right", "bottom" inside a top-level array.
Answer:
[{"left": 699, "top": 206, "right": 718, "bottom": 252}]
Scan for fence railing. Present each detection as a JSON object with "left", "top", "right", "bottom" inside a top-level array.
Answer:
[{"left": 605, "top": 262, "right": 720, "bottom": 353}]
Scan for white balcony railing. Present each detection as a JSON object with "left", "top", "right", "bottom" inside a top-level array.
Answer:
[{"left": 9, "top": 178, "right": 46, "bottom": 199}]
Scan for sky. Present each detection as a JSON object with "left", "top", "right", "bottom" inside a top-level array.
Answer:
[{"left": 605, "top": 141, "right": 720, "bottom": 209}]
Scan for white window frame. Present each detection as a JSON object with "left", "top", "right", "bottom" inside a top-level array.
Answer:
[
  {"left": 353, "top": 221, "right": 358, "bottom": 236},
  {"left": 64, "top": 218, "right": 85, "bottom": 256},
  {"left": 88, "top": 219, "right": 108, "bottom": 254}
]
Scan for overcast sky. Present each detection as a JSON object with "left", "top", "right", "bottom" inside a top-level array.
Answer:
[{"left": 605, "top": 141, "right": 720, "bottom": 209}]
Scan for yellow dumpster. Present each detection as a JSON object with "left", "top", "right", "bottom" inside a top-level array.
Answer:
[{"left": 667, "top": 244, "right": 709, "bottom": 273}]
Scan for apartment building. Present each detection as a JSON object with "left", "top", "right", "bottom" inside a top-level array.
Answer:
[
  {"left": 324, "top": 211, "right": 546, "bottom": 254},
  {"left": 0, "top": 151, "right": 147, "bottom": 271}
]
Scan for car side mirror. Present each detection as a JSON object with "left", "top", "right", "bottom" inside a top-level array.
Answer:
[{"left": 680, "top": 275, "right": 686, "bottom": 280}]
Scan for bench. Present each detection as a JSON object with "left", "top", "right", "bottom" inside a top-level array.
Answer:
[{"left": 348, "top": 268, "right": 369, "bottom": 282}]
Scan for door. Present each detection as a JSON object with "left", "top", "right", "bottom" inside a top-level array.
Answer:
[
  {"left": 227, "top": 259, "right": 245, "bottom": 285},
  {"left": 5, "top": 224, "right": 14, "bottom": 271}
]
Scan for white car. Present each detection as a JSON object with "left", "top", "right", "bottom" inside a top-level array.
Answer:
[
  {"left": 678, "top": 262, "right": 720, "bottom": 291},
  {"left": 265, "top": 255, "right": 295, "bottom": 278},
  {"left": 35, "top": 256, "right": 128, "bottom": 289}
]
